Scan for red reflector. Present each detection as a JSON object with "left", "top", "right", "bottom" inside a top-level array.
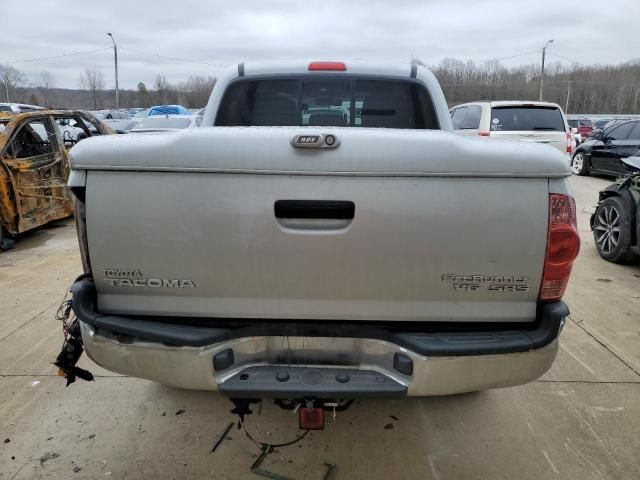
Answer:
[
  {"left": 299, "top": 406, "right": 325, "bottom": 430},
  {"left": 478, "top": 131, "right": 490, "bottom": 136},
  {"left": 308, "top": 61, "right": 347, "bottom": 71},
  {"left": 539, "top": 194, "right": 580, "bottom": 301}
]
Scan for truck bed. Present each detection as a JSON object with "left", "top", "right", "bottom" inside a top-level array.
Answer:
[{"left": 70, "top": 127, "right": 569, "bottom": 323}]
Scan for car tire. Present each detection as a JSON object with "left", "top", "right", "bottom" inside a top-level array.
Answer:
[
  {"left": 0, "top": 225, "right": 15, "bottom": 252},
  {"left": 592, "top": 196, "right": 635, "bottom": 263},
  {"left": 571, "top": 152, "right": 590, "bottom": 176}
]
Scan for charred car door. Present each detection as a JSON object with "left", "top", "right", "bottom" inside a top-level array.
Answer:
[{"left": 0, "top": 116, "right": 72, "bottom": 235}]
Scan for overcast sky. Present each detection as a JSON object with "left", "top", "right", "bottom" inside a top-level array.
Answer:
[{"left": 2, "top": 0, "right": 638, "bottom": 89}]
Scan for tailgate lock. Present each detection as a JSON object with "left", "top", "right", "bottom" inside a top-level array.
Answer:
[{"left": 290, "top": 133, "right": 340, "bottom": 149}]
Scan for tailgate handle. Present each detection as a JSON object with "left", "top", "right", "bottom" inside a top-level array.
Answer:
[{"left": 274, "top": 200, "right": 355, "bottom": 220}]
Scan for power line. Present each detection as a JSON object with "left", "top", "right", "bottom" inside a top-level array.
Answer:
[
  {"left": 1, "top": 47, "right": 112, "bottom": 65},
  {"left": 546, "top": 79, "right": 640, "bottom": 87},
  {"left": 443, "top": 79, "right": 640, "bottom": 88},
  {"left": 119, "top": 47, "right": 228, "bottom": 67},
  {"left": 480, "top": 50, "right": 540, "bottom": 63},
  {"left": 547, "top": 51, "right": 585, "bottom": 65},
  {"left": 1, "top": 45, "right": 229, "bottom": 69}
]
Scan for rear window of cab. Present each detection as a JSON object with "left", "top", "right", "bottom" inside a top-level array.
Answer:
[{"left": 215, "top": 76, "right": 439, "bottom": 130}]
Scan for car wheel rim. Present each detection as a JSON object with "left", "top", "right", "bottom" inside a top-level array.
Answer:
[
  {"left": 572, "top": 154, "right": 584, "bottom": 174},
  {"left": 594, "top": 205, "right": 621, "bottom": 254}
]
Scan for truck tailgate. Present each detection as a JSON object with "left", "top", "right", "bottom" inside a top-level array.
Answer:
[{"left": 74, "top": 127, "right": 569, "bottom": 323}]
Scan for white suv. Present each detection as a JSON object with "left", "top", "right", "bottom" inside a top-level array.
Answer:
[{"left": 450, "top": 101, "right": 572, "bottom": 157}]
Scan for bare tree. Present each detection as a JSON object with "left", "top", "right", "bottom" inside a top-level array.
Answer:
[
  {"left": 177, "top": 76, "right": 216, "bottom": 108},
  {"left": 0, "top": 64, "right": 27, "bottom": 103},
  {"left": 79, "top": 68, "right": 105, "bottom": 109},
  {"left": 432, "top": 58, "right": 640, "bottom": 114},
  {"left": 154, "top": 75, "right": 176, "bottom": 104},
  {"left": 38, "top": 71, "right": 57, "bottom": 108}
]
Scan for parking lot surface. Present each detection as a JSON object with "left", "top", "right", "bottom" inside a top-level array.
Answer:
[{"left": 1, "top": 175, "right": 639, "bottom": 480}]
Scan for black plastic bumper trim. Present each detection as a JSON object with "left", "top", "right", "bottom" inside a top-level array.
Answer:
[
  {"left": 218, "top": 366, "right": 407, "bottom": 399},
  {"left": 71, "top": 278, "right": 568, "bottom": 355}
]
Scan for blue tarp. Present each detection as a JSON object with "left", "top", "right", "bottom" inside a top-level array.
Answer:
[{"left": 148, "top": 105, "right": 190, "bottom": 116}]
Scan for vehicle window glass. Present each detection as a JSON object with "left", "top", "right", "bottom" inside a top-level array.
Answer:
[
  {"left": 0, "top": 106, "right": 11, "bottom": 112},
  {"left": 461, "top": 105, "right": 481, "bottom": 129},
  {"left": 354, "top": 79, "right": 437, "bottom": 129},
  {"left": 216, "top": 77, "right": 438, "bottom": 129},
  {"left": 568, "top": 120, "right": 578, "bottom": 128},
  {"left": 216, "top": 79, "right": 298, "bottom": 127},
  {"left": 451, "top": 107, "right": 467, "bottom": 129},
  {"left": 628, "top": 121, "right": 640, "bottom": 140},
  {"left": 490, "top": 106, "right": 565, "bottom": 132},
  {"left": 579, "top": 119, "right": 593, "bottom": 127},
  {"left": 302, "top": 80, "right": 350, "bottom": 126},
  {"left": 8, "top": 119, "right": 58, "bottom": 159},
  {"left": 606, "top": 122, "right": 635, "bottom": 141}
]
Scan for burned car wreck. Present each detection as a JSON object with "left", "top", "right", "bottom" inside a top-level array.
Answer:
[{"left": 0, "top": 110, "right": 113, "bottom": 249}]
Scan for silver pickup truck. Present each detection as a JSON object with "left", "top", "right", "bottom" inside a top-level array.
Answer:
[{"left": 67, "top": 61, "right": 580, "bottom": 414}]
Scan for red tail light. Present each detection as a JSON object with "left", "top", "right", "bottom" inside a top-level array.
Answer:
[
  {"left": 539, "top": 194, "right": 580, "bottom": 301},
  {"left": 566, "top": 132, "right": 572, "bottom": 154},
  {"left": 308, "top": 61, "right": 347, "bottom": 71},
  {"left": 478, "top": 131, "right": 490, "bottom": 137}
]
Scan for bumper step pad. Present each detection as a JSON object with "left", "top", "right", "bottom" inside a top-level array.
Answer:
[{"left": 219, "top": 366, "right": 407, "bottom": 399}]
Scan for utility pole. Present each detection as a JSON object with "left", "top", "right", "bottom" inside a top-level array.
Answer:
[
  {"left": 565, "top": 80, "right": 572, "bottom": 113},
  {"left": 539, "top": 39, "right": 554, "bottom": 101},
  {"left": 3, "top": 82, "right": 8, "bottom": 103},
  {"left": 107, "top": 32, "right": 119, "bottom": 109}
]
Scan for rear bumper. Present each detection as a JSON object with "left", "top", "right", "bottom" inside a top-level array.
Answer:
[{"left": 72, "top": 278, "right": 566, "bottom": 397}]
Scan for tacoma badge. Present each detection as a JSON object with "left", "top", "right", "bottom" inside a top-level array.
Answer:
[{"left": 103, "top": 269, "right": 195, "bottom": 288}]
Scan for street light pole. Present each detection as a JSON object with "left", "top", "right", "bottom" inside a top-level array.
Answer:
[
  {"left": 107, "top": 32, "right": 119, "bottom": 109},
  {"left": 539, "top": 39, "right": 554, "bottom": 101}
]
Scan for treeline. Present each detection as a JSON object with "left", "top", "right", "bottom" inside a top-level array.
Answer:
[
  {"left": 134, "top": 74, "right": 216, "bottom": 110},
  {"left": 0, "top": 65, "right": 216, "bottom": 110},
  {"left": 431, "top": 58, "right": 640, "bottom": 114},
  {"left": 3, "top": 59, "right": 640, "bottom": 113}
]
